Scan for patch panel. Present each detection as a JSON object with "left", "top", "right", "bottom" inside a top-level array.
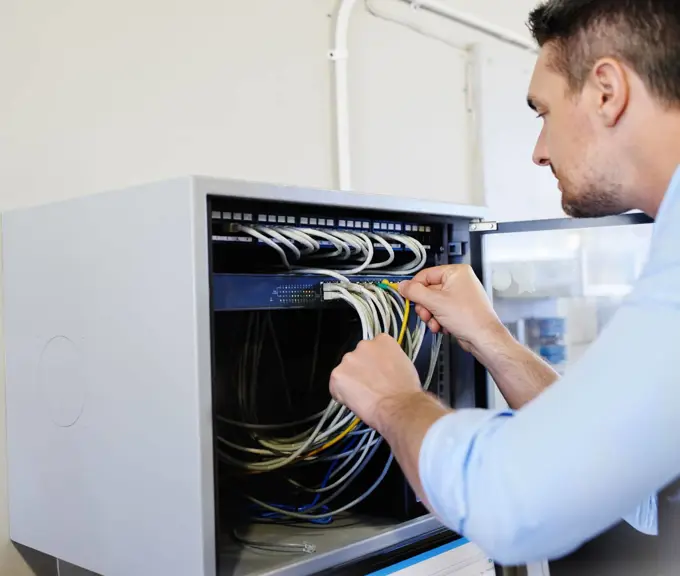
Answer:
[
  {"left": 372, "top": 221, "right": 404, "bottom": 232},
  {"left": 211, "top": 211, "right": 434, "bottom": 236},
  {"left": 405, "top": 223, "right": 433, "bottom": 233},
  {"left": 299, "top": 216, "right": 338, "bottom": 227},
  {"left": 212, "top": 273, "right": 410, "bottom": 311}
]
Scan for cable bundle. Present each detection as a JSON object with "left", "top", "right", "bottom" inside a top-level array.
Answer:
[
  {"left": 233, "top": 224, "right": 428, "bottom": 276},
  {"left": 217, "top": 279, "right": 442, "bottom": 523}
]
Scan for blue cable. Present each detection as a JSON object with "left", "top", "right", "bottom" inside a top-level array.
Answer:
[{"left": 252, "top": 432, "right": 363, "bottom": 524}]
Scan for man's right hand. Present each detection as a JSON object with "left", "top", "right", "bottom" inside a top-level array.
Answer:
[
  {"left": 400, "top": 264, "right": 559, "bottom": 409},
  {"left": 399, "top": 265, "right": 506, "bottom": 354}
]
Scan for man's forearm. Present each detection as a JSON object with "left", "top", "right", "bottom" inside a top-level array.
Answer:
[
  {"left": 472, "top": 325, "right": 560, "bottom": 409},
  {"left": 375, "top": 391, "right": 452, "bottom": 511}
]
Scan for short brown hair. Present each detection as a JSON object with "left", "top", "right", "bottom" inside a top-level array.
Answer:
[{"left": 527, "top": 0, "right": 680, "bottom": 105}]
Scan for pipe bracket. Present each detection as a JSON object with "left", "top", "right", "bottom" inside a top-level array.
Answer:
[{"left": 328, "top": 49, "right": 349, "bottom": 60}]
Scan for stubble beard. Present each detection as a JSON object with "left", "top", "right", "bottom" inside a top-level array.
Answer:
[{"left": 560, "top": 178, "right": 628, "bottom": 219}]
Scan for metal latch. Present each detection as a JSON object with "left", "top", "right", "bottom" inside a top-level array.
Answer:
[
  {"left": 448, "top": 242, "right": 464, "bottom": 257},
  {"left": 469, "top": 219, "right": 498, "bottom": 232}
]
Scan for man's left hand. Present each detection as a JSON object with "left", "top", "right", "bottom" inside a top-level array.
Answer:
[{"left": 329, "top": 334, "right": 424, "bottom": 432}]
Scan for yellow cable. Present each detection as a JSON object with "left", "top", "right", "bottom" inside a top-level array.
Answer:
[
  {"left": 307, "top": 418, "right": 360, "bottom": 457},
  {"left": 381, "top": 280, "right": 410, "bottom": 346},
  {"left": 307, "top": 281, "right": 411, "bottom": 457}
]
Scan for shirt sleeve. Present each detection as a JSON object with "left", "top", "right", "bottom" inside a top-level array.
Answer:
[
  {"left": 622, "top": 494, "right": 658, "bottom": 536},
  {"left": 418, "top": 266, "right": 680, "bottom": 565}
]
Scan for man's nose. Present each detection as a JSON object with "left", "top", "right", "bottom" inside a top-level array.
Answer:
[
  {"left": 532, "top": 128, "right": 550, "bottom": 167},
  {"left": 533, "top": 152, "right": 551, "bottom": 167}
]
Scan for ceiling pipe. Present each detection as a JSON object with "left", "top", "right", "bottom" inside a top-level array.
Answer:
[
  {"left": 400, "top": 0, "right": 538, "bottom": 53},
  {"left": 330, "top": 0, "right": 537, "bottom": 191}
]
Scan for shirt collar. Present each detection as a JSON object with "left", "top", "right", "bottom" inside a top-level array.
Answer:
[{"left": 649, "top": 164, "right": 680, "bottom": 243}]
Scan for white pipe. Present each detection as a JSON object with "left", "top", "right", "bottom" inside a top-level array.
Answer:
[
  {"left": 330, "top": 0, "right": 361, "bottom": 191},
  {"left": 401, "top": 0, "right": 538, "bottom": 53},
  {"left": 330, "top": 0, "right": 537, "bottom": 190}
]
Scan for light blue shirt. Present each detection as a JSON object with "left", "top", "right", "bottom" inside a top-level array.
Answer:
[{"left": 419, "top": 166, "right": 680, "bottom": 565}]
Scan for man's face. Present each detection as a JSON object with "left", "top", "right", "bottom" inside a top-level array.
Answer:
[{"left": 528, "top": 44, "right": 629, "bottom": 218}]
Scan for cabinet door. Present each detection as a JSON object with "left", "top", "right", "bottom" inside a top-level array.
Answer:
[{"left": 469, "top": 213, "right": 654, "bottom": 410}]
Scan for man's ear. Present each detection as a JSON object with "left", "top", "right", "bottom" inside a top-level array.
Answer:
[{"left": 590, "top": 57, "right": 630, "bottom": 126}]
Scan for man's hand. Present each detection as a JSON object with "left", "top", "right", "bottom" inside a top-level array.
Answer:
[
  {"left": 329, "top": 333, "right": 450, "bottom": 510},
  {"left": 329, "top": 334, "right": 427, "bottom": 433},
  {"left": 399, "top": 265, "right": 506, "bottom": 354},
  {"left": 399, "top": 264, "right": 559, "bottom": 409}
]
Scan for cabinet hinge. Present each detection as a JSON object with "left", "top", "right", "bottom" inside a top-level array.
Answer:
[{"left": 469, "top": 220, "right": 498, "bottom": 232}]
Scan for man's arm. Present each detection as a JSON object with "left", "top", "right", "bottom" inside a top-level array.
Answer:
[
  {"left": 471, "top": 324, "right": 560, "bottom": 409},
  {"left": 331, "top": 266, "right": 679, "bottom": 565},
  {"left": 399, "top": 265, "right": 655, "bottom": 537},
  {"left": 369, "top": 328, "right": 561, "bottom": 512},
  {"left": 327, "top": 332, "right": 553, "bottom": 522},
  {"left": 399, "top": 266, "right": 560, "bottom": 410},
  {"left": 417, "top": 290, "right": 680, "bottom": 564},
  {"left": 375, "top": 391, "right": 452, "bottom": 511}
]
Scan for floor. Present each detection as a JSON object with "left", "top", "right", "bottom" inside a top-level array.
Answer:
[{"left": 16, "top": 544, "right": 99, "bottom": 576}]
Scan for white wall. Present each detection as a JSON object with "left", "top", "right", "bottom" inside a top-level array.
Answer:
[
  {"left": 0, "top": 0, "right": 551, "bottom": 212},
  {"left": 0, "top": 0, "right": 547, "bottom": 573}
]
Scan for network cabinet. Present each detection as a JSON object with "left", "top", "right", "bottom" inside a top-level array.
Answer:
[{"left": 2, "top": 176, "right": 490, "bottom": 576}]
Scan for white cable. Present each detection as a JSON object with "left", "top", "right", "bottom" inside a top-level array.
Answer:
[
  {"left": 296, "top": 268, "right": 352, "bottom": 283},
  {"left": 240, "top": 402, "right": 340, "bottom": 471},
  {"left": 344, "top": 283, "right": 390, "bottom": 334},
  {"left": 366, "top": 232, "right": 395, "bottom": 269},
  {"left": 325, "top": 286, "right": 373, "bottom": 340},
  {"left": 340, "top": 284, "right": 381, "bottom": 334},
  {"left": 291, "top": 429, "right": 379, "bottom": 495},
  {"left": 331, "top": 230, "right": 365, "bottom": 258},
  {"left": 276, "top": 227, "right": 319, "bottom": 255},
  {"left": 299, "top": 228, "right": 350, "bottom": 260},
  {"left": 363, "top": 283, "right": 394, "bottom": 335},
  {"left": 235, "top": 224, "right": 428, "bottom": 276},
  {"left": 219, "top": 277, "right": 445, "bottom": 520},
  {"left": 334, "top": 231, "right": 375, "bottom": 274},
  {"left": 234, "top": 224, "right": 292, "bottom": 269},
  {"left": 255, "top": 226, "right": 301, "bottom": 261},
  {"left": 380, "top": 232, "right": 427, "bottom": 275}
]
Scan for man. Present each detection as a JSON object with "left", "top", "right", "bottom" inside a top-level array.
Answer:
[{"left": 329, "top": 0, "right": 680, "bottom": 572}]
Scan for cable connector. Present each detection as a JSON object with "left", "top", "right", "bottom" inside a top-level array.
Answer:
[
  {"left": 321, "top": 283, "right": 337, "bottom": 301},
  {"left": 379, "top": 279, "right": 400, "bottom": 290}
]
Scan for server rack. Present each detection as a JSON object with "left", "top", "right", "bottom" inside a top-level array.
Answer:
[{"left": 1, "top": 176, "right": 488, "bottom": 576}]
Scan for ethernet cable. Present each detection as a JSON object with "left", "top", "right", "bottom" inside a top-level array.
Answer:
[
  {"left": 235, "top": 224, "right": 293, "bottom": 268},
  {"left": 379, "top": 233, "right": 428, "bottom": 276},
  {"left": 246, "top": 333, "right": 442, "bottom": 521},
  {"left": 288, "top": 429, "right": 379, "bottom": 495},
  {"left": 276, "top": 228, "right": 319, "bottom": 255},
  {"left": 246, "top": 438, "right": 390, "bottom": 521},
  {"left": 232, "top": 224, "right": 428, "bottom": 275},
  {"left": 230, "top": 527, "right": 316, "bottom": 555},
  {"left": 216, "top": 278, "right": 441, "bottom": 522},
  {"left": 255, "top": 226, "right": 301, "bottom": 261},
  {"left": 218, "top": 297, "right": 371, "bottom": 464},
  {"left": 365, "top": 233, "right": 395, "bottom": 269}
]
